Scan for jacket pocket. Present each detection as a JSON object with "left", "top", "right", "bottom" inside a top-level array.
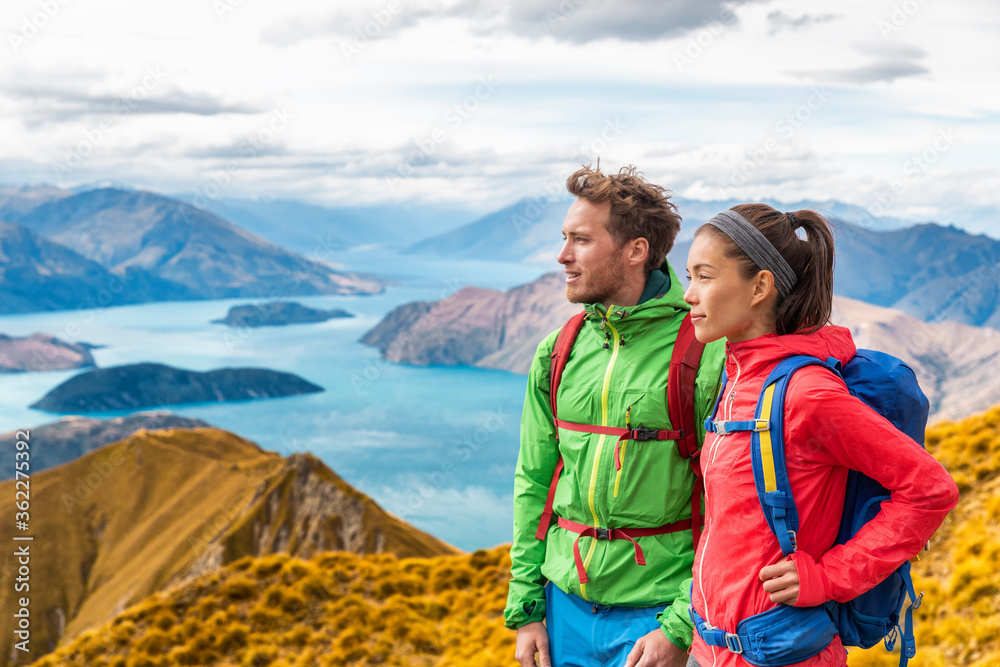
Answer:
[{"left": 610, "top": 392, "right": 692, "bottom": 525}]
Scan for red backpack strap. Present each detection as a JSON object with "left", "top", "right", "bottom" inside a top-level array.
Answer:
[
  {"left": 549, "top": 311, "right": 587, "bottom": 418},
  {"left": 667, "top": 312, "right": 708, "bottom": 548},
  {"left": 535, "top": 311, "right": 587, "bottom": 541}
]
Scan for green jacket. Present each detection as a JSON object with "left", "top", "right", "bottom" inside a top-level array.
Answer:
[{"left": 504, "top": 262, "right": 726, "bottom": 649}]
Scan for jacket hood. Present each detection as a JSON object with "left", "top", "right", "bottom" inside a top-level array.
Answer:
[{"left": 726, "top": 325, "right": 857, "bottom": 377}]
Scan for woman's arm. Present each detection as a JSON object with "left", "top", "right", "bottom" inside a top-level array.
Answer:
[{"left": 782, "top": 369, "right": 959, "bottom": 607}]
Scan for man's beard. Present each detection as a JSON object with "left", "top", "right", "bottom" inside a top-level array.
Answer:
[{"left": 565, "top": 254, "right": 627, "bottom": 305}]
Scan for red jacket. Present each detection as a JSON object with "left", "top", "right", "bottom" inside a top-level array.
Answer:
[{"left": 690, "top": 326, "right": 959, "bottom": 667}]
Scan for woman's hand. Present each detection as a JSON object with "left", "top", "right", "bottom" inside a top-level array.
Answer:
[{"left": 759, "top": 558, "right": 800, "bottom": 605}]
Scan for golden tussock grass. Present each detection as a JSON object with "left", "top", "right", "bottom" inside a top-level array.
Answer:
[{"left": 31, "top": 407, "right": 1000, "bottom": 667}]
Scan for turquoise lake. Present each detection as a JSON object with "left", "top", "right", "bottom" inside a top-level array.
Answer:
[{"left": 0, "top": 251, "right": 553, "bottom": 551}]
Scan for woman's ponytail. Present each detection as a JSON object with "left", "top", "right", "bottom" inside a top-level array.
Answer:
[{"left": 699, "top": 204, "right": 835, "bottom": 335}]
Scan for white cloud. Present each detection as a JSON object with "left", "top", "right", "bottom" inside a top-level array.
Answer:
[{"left": 0, "top": 0, "right": 997, "bottom": 234}]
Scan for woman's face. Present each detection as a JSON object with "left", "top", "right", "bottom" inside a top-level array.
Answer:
[{"left": 684, "top": 231, "right": 771, "bottom": 343}]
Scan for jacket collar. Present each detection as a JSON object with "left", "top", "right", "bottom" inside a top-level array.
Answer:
[{"left": 725, "top": 326, "right": 858, "bottom": 377}]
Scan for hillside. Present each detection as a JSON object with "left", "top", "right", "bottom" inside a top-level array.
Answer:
[
  {"left": 3, "top": 188, "right": 383, "bottom": 309},
  {"left": 29, "top": 362, "right": 324, "bottom": 412},
  {"left": 0, "top": 427, "right": 456, "bottom": 666},
  {"left": 361, "top": 272, "right": 1000, "bottom": 422},
  {"left": 849, "top": 405, "right": 1000, "bottom": 666},
  {"left": 0, "top": 220, "right": 194, "bottom": 314},
  {"left": 187, "top": 197, "right": 390, "bottom": 256},
  {"left": 0, "top": 184, "right": 72, "bottom": 217},
  {"left": 0, "top": 332, "right": 95, "bottom": 372},
  {"left": 34, "top": 407, "right": 1000, "bottom": 667},
  {"left": 0, "top": 412, "right": 212, "bottom": 478},
  {"left": 33, "top": 546, "right": 513, "bottom": 667}
]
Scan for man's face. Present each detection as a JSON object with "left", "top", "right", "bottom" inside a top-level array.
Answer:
[{"left": 557, "top": 198, "right": 627, "bottom": 306}]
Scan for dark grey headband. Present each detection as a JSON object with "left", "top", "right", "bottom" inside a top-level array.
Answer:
[{"left": 705, "top": 210, "right": 798, "bottom": 298}]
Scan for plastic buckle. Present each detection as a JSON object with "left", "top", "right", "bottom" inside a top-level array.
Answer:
[
  {"left": 788, "top": 531, "right": 798, "bottom": 552},
  {"left": 712, "top": 420, "right": 731, "bottom": 436},
  {"left": 724, "top": 633, "right": 743, "bottom": 654},
  {"left": 903, "top": 635, "right": 916, "bottom": 658},
  {"left": 631, "top": 427, "right": 659, "bottom": 441},
  {"left": 753, "top": 419, "right": 769, "bottom": 432},
  {"left": 594, "top": 527, "right": 612, "bottom": 540},
  {"left": 912, "top": 591, "right": 924, "bottom": 610}
]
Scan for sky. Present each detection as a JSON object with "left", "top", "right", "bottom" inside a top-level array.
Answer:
[{"left": 2, "top": 0, "right": 999, "bottom": 234}]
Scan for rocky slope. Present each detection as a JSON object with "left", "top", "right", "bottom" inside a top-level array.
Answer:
[
  {"left": 362, "top": 272, "right": 1000, "bottom": 422},
  {"left": 0, "top": 427, "right": 456, "bottom": 665},
  {"left": 212, "top": 301, "right": 353, "bottom": 327},
  {"left": 0, "top": 332, "right": 96, "bottom": 372},
  {"left": 360, "top": 275, "right": 580, "bottom": 369},
  {"left": 0, "top": 411, "right": 211, "bottom": 478},
  {"left": 29, "top": 362, "right": 324, "bottom": 412}
]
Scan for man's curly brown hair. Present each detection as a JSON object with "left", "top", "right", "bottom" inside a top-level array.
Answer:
[{"left": 566, "top": 165, "right": 682, "bottom": 273}]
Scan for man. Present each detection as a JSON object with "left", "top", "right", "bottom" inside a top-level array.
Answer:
[{"left": 504, "top": 165, "right": 726, "bottom": 667}]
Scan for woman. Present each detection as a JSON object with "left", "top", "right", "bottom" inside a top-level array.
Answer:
[{"left": 682, "top": 204, "right": 958, "bottom": 667}]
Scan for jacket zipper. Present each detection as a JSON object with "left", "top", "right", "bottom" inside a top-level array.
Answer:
[
  {"left": 696, "top": 347, "right": 741, "bottom": 664},
  {"left": 580, "top": 314, "right": 621, "bottom": 600}
]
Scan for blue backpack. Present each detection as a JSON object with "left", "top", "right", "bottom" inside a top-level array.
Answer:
[{"left": 693, "top": 350, "right": 927, "bottom": 667}]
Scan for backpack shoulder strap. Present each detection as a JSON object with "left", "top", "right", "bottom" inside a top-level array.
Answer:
[
  {"left": 549, "top": 311, "right": 587, "bottom": 419},
  {"left": 749, "top": 355, "right": 842, "bottom": 556},
  {"left": 666, "top": 312, "right": 708, "bottom": 547},
  {"left": 535, "top": 311, "right": 586, "bottom": 540},
  {"left": 667, "top": 312, "right": 707, "bottom": 459}
]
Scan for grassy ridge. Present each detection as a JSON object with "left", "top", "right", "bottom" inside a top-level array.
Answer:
[
  {"left": 0, "top": 428, "right": 455, "bottom": 666},
  {"left": 19, "top": 407, "right": 1000, "bottom": 666},
  {"left": 34, "top": 547, "right": 514, "bottom": 667}
]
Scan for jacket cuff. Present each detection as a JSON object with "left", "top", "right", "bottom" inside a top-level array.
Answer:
[
  {"left": 656, "top": 600, "right": 693, "bottom": 651},
  {"left": 504, "top": 599, "right": 546, "bottom": 629},
  {"left": 789, "top": 551, "right": 828, "bottom": 607}
]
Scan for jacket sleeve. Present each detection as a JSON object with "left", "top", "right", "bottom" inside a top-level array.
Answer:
[
  {"left": 657, "top": 577, "right": 694, "bottom": 650},
  {"left": 504, "top": 333, "right": 561, "bottom": 629},
  {"left": 656, "top": 338, "right": 726, "bottom": 646},
  {"left": 784, "top": 370, "right": 959, "bottom": 607}
]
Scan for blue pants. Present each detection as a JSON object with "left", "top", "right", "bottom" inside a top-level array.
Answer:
[{"left": 545, "top": 583, "right": 663, "bottom": 666}]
